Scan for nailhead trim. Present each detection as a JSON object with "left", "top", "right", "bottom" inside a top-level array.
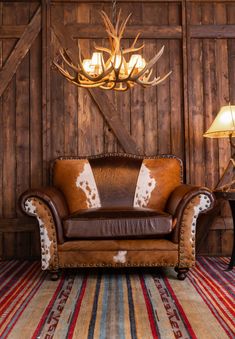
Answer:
[
  {"left": 179, "top": 193, "right": 213, "bottom": 267},
  {"left": 58, "top": 262, "right": 178, "bottom": 268}
]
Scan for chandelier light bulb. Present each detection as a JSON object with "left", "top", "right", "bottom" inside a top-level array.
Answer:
[
  {"left": 82, "top": 59, "right": 92, "bottom": 73},
  {"left": 91, "top": 52, "right": 103, "bottom": 75},
  {"left": 128, "top": 54, "right": 146, "bottom": 72},
  {"left": 112, "top": 54, "right": 122, "bottom": 69}
]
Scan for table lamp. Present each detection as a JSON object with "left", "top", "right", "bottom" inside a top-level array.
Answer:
[{"left": 203, "top": 105, "right": 235, "bottom": 191}]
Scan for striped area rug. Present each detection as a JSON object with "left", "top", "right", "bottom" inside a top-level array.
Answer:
[{"left": 0, "top": 257, "right": 234, "bottom": 339}]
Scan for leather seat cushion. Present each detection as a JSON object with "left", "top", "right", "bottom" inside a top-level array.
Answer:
[{"left": 63, "top": 207, "right": 173, "bottom": 239}]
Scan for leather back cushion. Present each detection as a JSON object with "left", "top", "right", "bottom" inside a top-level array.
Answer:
[
  {"left": 89, "top": 156, "right": 142, "bottom": 208},
  {"left": 53, "top": 155, "right": 182, "bottom": 213}
]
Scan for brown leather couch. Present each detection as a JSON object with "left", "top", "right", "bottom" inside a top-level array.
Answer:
[{"left": 20, "top": 153, "right": 215, "bottom": 280}]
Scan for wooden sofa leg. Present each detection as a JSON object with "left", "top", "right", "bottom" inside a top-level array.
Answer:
[
  {"left": 50, "top": 270, "right": 59, "bottom": 281},
  {"left": 175, "top": 267, "right": 189, "bottom": 280}
]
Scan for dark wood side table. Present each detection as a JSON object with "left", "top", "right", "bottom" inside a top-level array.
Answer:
[{"left": 214, "top": 190, "right": 235, "bottom": 270}]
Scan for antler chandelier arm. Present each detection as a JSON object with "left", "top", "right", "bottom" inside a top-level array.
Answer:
[
  {"left": 100, "top": 10, "right": 117, "bottom": 50},
  {"left": 118, "top": 12, "right": 132, "bottom": 39},
  {"left": 123, "top": 44, "right": 145, "bottom": 55},
  {"left": 112, "top": 55, "right": 125, "bottom": 78},
  {"left": 135, "top": 70, "right": 172, "bottom": 87},
  {"left": 76, "top": 46, "right": 115, "bottom": 82},
  {"left": 123, "top": 33, "right": 145, "bottom": 55},
  {"left": 53, "top": 61, "right": 76, "bottom": 81},
  {"left": 53, "top": 9, "right": 172, "bottom": 91},
  {"left": 100, "top": 11, "right": 116, "bottom": 36},
  {"left": 70, "top": 80, "right": 107, "bottom": 88},
  {"left": 115, "top": 9, "right": 122, "bottom": 33},
  {"left": 59, "top": 49, "right": 80, "bottom": 73},
  {"left": 94, "top": 44, "right": 112, "bottom": 56},
  {"left": 100, "top": 82, "right": 116, "bottom": 90},
  {"left": 54, "top": 61, "right": 108, "bottom": 88},
  {"left": 100, "top": 81, "right": 131, "bottom": 91},
  {"left": 58, "top": 46, "right": 115, "bottom": 84},
  {"left": 131, "top": 46, "right": 165, "bottom": 81},
  {"left": 113, "top": 82, "right": 132, "bottom": 91}
]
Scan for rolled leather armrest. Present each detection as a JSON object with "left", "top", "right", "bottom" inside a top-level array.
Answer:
[
  {"left": 165, "top": 184, "right": 216, "bottom": 268},
  {"left": 166, "top": 184, "right": 215, "bottom": 217},
  {"left": 20, "top": 187, "right": 69, "bottom": 244}
]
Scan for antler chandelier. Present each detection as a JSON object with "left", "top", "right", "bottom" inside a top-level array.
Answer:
[{"left": 54, "top": 10, "right": 172, "bottom": 91}]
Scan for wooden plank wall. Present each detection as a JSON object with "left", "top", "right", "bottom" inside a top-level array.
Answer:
[
  {"left": 186, "top": 1, "right": 235, "bottom": 255},
  {"left": 0, "top": 0, "right": 234, "bottom": 258}
]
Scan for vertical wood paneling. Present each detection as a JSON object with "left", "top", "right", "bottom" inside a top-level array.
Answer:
[
  {"left": 228, "top": 5, "right": 235, "bottom": 105},
  {"left": 130, "top": 3, "right": 145, "bottom": 153},
  {"left": 187, "top": 1, "right": 234, "bottom": 252},
  {"left": 77, "top": 3, "right": 93, "bottom": 155},
  {"left": 212, "top": 7, "right": 231, "bottom": 234},
  {"left": 2, "top": 3, "right": 17, "bottom": 257},
  {"left": 101, "top": 3, "right": 117, "bottom": 153},
  {"left": 156, "top": 3, "right": 171, "bottom": 154},
  {"left": 208, "top": 230, "right": 222, "bottom": 256},
  {"left": 30, "top": 3, "right": 42, "bottom": 188},
  {"left": 130, "top": 2, "right": 144, "bottom": 153},
  {"left": 169, "top": 3, "right": 184, "bottom": 159},
  {"left": 15, "top": 4, "right": 31, "bottom": 258},
  {"left": 15, "top": 232, "right": 30, "bottom": 258},
  {"left": 64, "top": 4, "right": 78, "bottom": 156},
  {"left": 116, "top": 2, "right": 131, "bottom": 153},
  {"left": 143, "top": 38, "right": 158, "bottom": 155},
  {"left": 221, "top": 229, "right": 233, "bottom": 256},
  {"left": 40, "top": 0, "right": 52, "bottom": 185},
  {"left": 30, "top": 229, "right": 40, "bottom": 258},
  {"left": 182, "top": 0, "right": 190, "bottom": 182},
  {"left": 143, "top": 3, "right": 157, "bottom": 155},
  {"left": 90, "top": 3, "right": 109, "bottom": 154},
  {"left": 15, "top": 4, "right": 30, "bottom": 216},
  {"left": 51, "top": 5, "right": 64, "bottom": 159},
  {"left": 188, "top": 3, "right": 205, "bottom": 185},
  {"left": 116, "top": 63, "right": 131, "bottom": 153},
  {"left": 201, "top": 3, "right": 219, "bottom": 189},
  {"left": 42, "top": 0, "right": 51, "bottom": 185},
  {"left": 2, "top": 4, "right": 17, "bottom": 218},
  {"left": 214, "top": 4, "right": 230, "bottom": 179}
]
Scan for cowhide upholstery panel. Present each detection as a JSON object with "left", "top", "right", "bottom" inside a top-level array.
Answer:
[
  {"left": 53, "top": 155, "right": 182, "bottom": 214},
  {"left": 134, "top": 158, "right": 182, "bottom": 211},
  {"left": 53, "top": 159, "right": 101, "bottom": 213},
  {"left": 24, "top": 198, "right": 59, "bottom": 270}
]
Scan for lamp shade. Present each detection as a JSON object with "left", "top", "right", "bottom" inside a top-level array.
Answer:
[{"left": 203, "top": 105, "right": 235, "bottom": 138}]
